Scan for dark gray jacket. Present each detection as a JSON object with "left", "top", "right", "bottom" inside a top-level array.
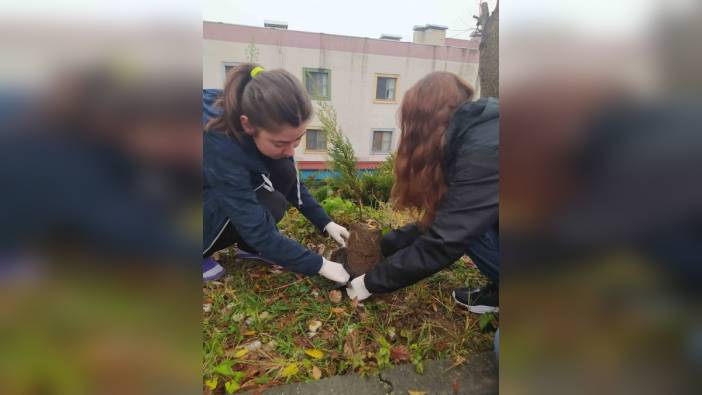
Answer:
[{"left": 364, "top": 98, "right": 499, "bottom": 293}]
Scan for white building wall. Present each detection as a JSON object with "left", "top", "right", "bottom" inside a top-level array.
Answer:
[{"left": 203, "top": 38, "right": 479, "bottom": 162}]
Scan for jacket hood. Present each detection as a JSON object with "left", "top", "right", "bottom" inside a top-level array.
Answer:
[{"left": 443, "top": 97, "right": 499, "bottom": 169}]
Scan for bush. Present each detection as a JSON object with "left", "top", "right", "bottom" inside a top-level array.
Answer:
[
  {"left": 311, "top": 185, "right": 331, "bottom": 203},
  {"left": 361, "top": 171, "right": 393, "bottom": 206}
]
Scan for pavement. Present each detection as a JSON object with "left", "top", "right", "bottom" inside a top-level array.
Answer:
[{"left": 242, "top": 352, "right": 498, "bottom": 395}]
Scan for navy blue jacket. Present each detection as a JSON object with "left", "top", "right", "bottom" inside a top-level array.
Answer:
[{"left": 203, "top": 91, "right": 332, "bottom": 275}]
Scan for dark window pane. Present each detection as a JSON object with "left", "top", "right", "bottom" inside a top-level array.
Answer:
[
  {"left": 376, "top": 77, "right": 396, "bottom": 100},
  {"left": 373, "top": 130, "right": 392, "bottom": 153},
  {"left": 305, "top": 70, "right": 329, "bottom": 98},
  {"left": 306, "top": 130, "right": 326, "bottom": 150}
]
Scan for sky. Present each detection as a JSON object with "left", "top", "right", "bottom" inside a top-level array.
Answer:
[{"left": 203, "top": 0, "right": 498, "bottom": 41}]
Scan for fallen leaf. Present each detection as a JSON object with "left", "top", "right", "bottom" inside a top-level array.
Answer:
[
  {"left": 203, "top": 303, "right": 212, "bottom": 313},
  {"left": 331, "top": 307, "right": 346, "bottom": 314},
  {"left": 390, "top": 345, "right": 410, "bottom": 362},
  {"left": 243, "top": 330, "right": 256, "bottom": 336},
  {"left": 231, "top": 313, "right": 245, "bottom": 322},
  {"left": 408, "top": 390, "right": 427, "bottom": 395},
  {"left": 308, "top": 320, "right": 322, "bottom": 332},
  {"left": 350, "top": 297, "right": 359, "bottom": 309},
  {"left": 280, "top": 363, "right": 299, "bottom": 378},
  {"left": 305, "top": 349, "right": 325, "bottom": 359},
  {"left": 224, "top": 380, "right": 240, "bottom": 394},
  {"left": 213, "top": 361, "right": 235, "bottom": 377},
  {"left": 343, "top": 340, "right": 354, "bottom": 358},
  {"left": 311, "top": 365, "right": 322, "bottom": 380},
  {"left": 205, "top": 378, "right": 218, "bottom": 390},
  {"left": 329, "top": 290, "right": 342, "bottom": 304},
  {"left": 452, "top": 378, "right": 460, "bottom": 394},
  {"left": 233, "top": 348, "right": 249, "bottom": 358},
  {"left": 244, "top": 340, "right": 262, "bottom": 352},
  {"left": 259, "top": 311, "right": 271, "bottom": 320}
]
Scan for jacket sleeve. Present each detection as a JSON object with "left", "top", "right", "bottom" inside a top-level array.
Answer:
[
  {"left": 215, "top": 157, "right": 323, "bottom": 276},
  {"left": 364, "top": 147, "right": 499, "bottom": 293}
]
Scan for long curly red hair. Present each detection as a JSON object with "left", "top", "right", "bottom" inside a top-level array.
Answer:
[{"left": 392, "top": 72, "right": 475, "bottom": 228}]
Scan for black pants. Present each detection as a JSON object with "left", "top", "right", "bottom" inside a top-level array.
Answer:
[
  {"left": 203, "top": 158, "right": 297, "bottom": 258},
  {"left": 380, "top": 223, "right": 500, "bottom": 284}
]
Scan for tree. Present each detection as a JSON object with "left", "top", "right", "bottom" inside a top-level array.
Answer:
[
  {"left": 245, "top": 38, "right": 259, "bottom": 63},
  {"left": 477, "top": 1, "right": 499, "bottom": 98},
  {"left": 317, "top": 101, "right": 365, "bottom": 221}
]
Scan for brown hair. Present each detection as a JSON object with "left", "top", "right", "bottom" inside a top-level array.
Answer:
[
  {"left": 207, "top": 63, "right": 312, "bottom": 140},
  {"left": 392, "top": 71, "right": 474, "bottom": 228}
]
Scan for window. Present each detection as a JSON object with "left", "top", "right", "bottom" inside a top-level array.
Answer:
[
  {"left": 375, "top": 75, "right": 398, "bottom": 102},
  {"left": 303, "top": 68, "right": 331, "bottom": 100},
  {"left": 305, "top": 129, "right": 327, "bottom": 151},
  {"left": 223, "top": 62, "right": 240, "bottom": 78},
  {"left": 372, "top": 130, "right": 393, "bottom": 154},
  {"left": 222, "top": 62, "right": 241, "bottom": 86}
]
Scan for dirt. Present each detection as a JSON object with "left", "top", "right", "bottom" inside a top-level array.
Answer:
[{"left": 343, "top": 222, "right": 383, "bottom": 278}]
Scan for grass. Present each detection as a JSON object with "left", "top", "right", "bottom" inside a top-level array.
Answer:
[{"left": 203, "top": 250, "right": 496, "bottom": 394}]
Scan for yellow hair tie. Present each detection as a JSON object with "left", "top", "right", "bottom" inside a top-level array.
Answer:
[{"left": 250, "top": 66, "right": 264, "bottom": 78}]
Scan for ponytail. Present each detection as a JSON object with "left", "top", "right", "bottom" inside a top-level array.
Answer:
[{"left": 207, "top": 63, "right": 312, "bottom": 142}]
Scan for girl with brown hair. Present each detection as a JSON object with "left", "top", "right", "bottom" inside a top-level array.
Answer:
[
  {"left": 346, "top": 71, "right": 500, "bottom": 314},
  {"left": 203, "top": 63, "right": 350, "bottom": 283}
]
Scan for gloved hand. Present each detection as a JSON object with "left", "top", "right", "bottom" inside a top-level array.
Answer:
[
  {"left": 345, "top": 274, "right": 372, "bottom": 302},
  {"left": 324, "top": 221, "right": 350, "bottom": 247},
  {"left": 318, "top": 258, "right": 351, "bottom": 283}
]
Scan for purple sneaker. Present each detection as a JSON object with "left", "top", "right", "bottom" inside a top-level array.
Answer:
[
  {"left": 203, "top": 257, "right": 225, "bottom": 282},
  {"left": 235, "top": 250, "right": 276, "bottom": 265}
]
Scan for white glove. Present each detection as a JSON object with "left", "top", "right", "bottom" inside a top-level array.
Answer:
[
  {"left": 324, "top": 221, "right": 350, "bottom": 247},
  {"left": 318, "top": 258, "right": 350, "bottom": 283},
  {"left": 345, "top": 274, "right": 372, "bottom": 302}
]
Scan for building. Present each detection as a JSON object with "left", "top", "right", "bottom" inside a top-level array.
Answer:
[{"left": 203, "top": 21, "right": 480, "bottom": 176}]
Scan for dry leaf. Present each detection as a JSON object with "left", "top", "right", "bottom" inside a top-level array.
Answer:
[
  {"left": 233, "top": 348, "right": 249, "bottom": 358},
  {"left": 343, "top": 340, "right": 354, "bottom": 358},
  {"left": 203, "top": 303, "right": 212, "bottom": 313},
  {"left": 452, "top": 378, "right": 460, "bottom": 394},
  {"left": 244, "top": 340, "right": 262, "bottom": 352},
  {"left": 387, "top": 327, "right": 396, "bottom": 341},
  {"left": 350, "top": 297, "right": 359, "bottom": 309},
  {"left": 304, "top": 349, "right": 325, "bottom": 359},
  {"left": 311, "top": 366, "right": 322, "bottom": 380},
  {"left": 408, "top": 391, "right": 427, "bottom": 395},
  {"left": 308, "top": 320, "right": 322, "bottom": 332},
  {"left": 329, "top": 290, "right": 342, "bottom": 304},
  {"left": 390, "top": 345, "right": 410, "bottom": 362},
  {"left": 331, "top": 307, "right": 346, "bottom": 314},
  {"left": 280, "top": 363, "right": 299, "bottom": 378},
  {"left": 244, "top": 330, "right": 256, "bottom": 336}
]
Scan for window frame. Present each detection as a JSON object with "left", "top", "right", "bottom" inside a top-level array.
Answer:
[
  {"left": 370, "top": 128, "right": 394, "bottom": 155},
  {"left": 304, "top": 128, "right": 328, "bottom": 153},
  {"left": 303, "top": 67, "right": 332, "bottom": 101},
  {"left": 373, "top": 73, "right": 400, "bottom": 103}
]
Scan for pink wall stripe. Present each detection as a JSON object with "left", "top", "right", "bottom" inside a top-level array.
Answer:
[{"left": 203, "top": 22, "right": 479, "bottom": 64}]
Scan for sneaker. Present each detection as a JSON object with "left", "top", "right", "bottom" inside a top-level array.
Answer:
[
  {"left": 203, "top": 257, "right": 225, "bottom": 282},
  {"left": 453, "top": 283, "right": 499, "bottom": 314},
  {"left": 235, "top": 250, "right": 276, "bottom": 265}
]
